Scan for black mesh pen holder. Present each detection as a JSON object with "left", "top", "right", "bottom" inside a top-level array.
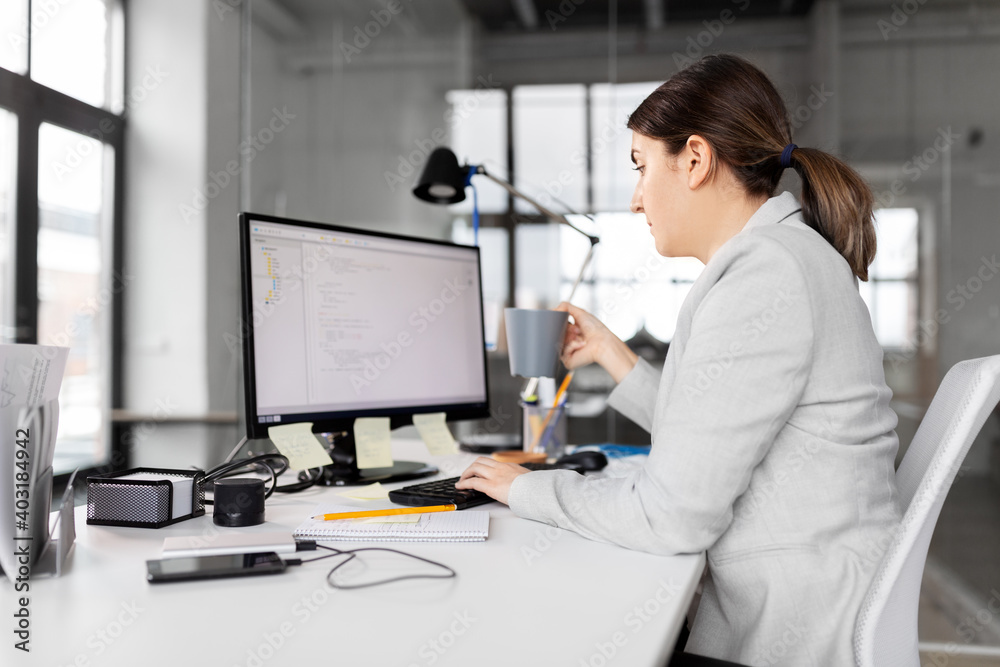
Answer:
[{"left": 86, "top": 468, "right": 206, "bottom": 528}]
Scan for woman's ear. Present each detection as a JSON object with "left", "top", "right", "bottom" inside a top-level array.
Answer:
[{"left": 683, "top": 135, "right": 714, "bottom": 190}]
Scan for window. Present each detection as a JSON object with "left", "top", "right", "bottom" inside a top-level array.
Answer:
[
  {"left": 1, "top": 1, "right": 124, "bottom": 476},
  {"left": 31, "top": 0, "right": 114, "bottom": 108},
  {"left": 860, "top": 208, "right": 919, "bottom": 349},
  {"left": 0, "top": 109, "right": 16, "bottom": 335},
  {"left": 0, "top": 1, "right": 29, "bottom": 74},
  {"left": 447, "top": 83, "right": 922, "bottom": 351}
]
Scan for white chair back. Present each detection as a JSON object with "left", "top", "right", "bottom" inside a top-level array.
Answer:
[{"left": 854, "top": 355, "right": 1000, "bottom": 667}]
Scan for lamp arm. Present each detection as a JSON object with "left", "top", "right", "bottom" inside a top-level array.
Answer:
[
  {"left": 474, "top": 168, "right": 599, "bottom": 245},
  {"left": 567, "top": 241, "right": 596, "bottom": 304}
]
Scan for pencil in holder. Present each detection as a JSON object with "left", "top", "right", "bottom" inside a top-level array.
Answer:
[{"left": 521, "top": 400, "right": 569, "bottom": 460}]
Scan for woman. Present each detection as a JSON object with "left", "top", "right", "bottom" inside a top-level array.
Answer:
[{"left": 456, "top": 54, "right": 901, "bottom": 666}]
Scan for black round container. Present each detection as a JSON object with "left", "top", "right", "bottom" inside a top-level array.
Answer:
[{"left": 212, "top": 478, "right": 265, "bottom": 527}]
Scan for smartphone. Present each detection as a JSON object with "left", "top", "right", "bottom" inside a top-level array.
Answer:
[{"left": 146, "top": 551, "right": 287, "bottom": 583}]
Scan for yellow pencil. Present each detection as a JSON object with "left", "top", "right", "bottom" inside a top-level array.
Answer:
[
  {"left": 311, "top": 505, "right": 456, "bottom": 521},
  {"left": 530, "top": 371, "right": 573, "bottom": 453}
]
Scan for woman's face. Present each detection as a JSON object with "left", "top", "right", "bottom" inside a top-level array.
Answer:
[{"left": 629, "top": 132, "right": 694, "bottom": 257}]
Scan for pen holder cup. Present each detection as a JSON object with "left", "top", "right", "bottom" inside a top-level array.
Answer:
[{"left": 521, "top": 401, "right": 569, "bottom": 460}]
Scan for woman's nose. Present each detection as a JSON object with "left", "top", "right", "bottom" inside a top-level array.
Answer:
[{"left": 629, "top": 188, "right": 643, "bottom": 214}]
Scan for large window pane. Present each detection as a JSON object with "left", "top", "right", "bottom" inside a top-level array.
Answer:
[
  {"left": 31, "top": 0, "right": 109, "bottom": 108},
  {"left": 556, "top": 212, "right": 702, "bottom": 342},
  {"left": 871, "top": 208, "right": 918, "bottom": 280},
  {"left": 447, "top": 88, "right": 508, "bottom": 214},
  {"left": 513, "top": 85, "right": 587, "bottom": 214},
  {"left": 37, "top": 123, "right": 111, "bottom": 474},
  {"left": 0, "top": 109, "right": 15, "bottom": 339},
  {"left": 0, "top": 0, "right": 29, "bottom": 74},
  {"left": 590, "top": 82, "right": 660, "bottom": 211}
]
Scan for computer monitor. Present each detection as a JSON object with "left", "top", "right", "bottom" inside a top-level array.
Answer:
[{"left": 238, "top": 212, "right": 490, "bottom": 485}]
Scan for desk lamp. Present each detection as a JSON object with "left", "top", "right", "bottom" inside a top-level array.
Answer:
[
  {"left": 412, "top": 147, "right": 599, "bottom": 302},
  {"left": 413, "top": 146, "right": 595, "bottom": 430}
]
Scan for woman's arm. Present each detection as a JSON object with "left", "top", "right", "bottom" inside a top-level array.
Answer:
[
  {"left": 504, "top": 235, "right": 815, "bottom": 555},
  {"left": 555, "top": 301, "right": 661, "bottom": 431}
]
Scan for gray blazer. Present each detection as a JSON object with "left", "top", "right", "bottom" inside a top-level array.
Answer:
[{"left": 508, "top": 192, "right": 901, "bottom": 666}]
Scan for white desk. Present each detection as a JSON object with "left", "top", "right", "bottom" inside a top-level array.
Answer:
[{"left": 26, "top": 440, "right": 704, "bottom": 667}]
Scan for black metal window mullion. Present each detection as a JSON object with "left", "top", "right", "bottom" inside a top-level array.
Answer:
[{"left": 0, "top": 35, "right": 126, "bottom": 477}]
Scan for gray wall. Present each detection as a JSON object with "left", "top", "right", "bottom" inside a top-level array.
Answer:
[{"left": 123, "top": 0, "right": 1000, "bottom": 474}]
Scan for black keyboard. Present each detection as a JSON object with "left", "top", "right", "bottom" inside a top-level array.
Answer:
[{"left": 389, "top": 463, "right": 559, "bottom": 509}]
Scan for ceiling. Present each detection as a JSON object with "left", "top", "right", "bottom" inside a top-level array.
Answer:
[{"left": 458, "top": 0, "right": 817, "bottom": 33}]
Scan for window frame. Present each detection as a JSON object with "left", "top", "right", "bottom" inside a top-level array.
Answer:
[{"left": 0, "top": 4, "right": 126, "bottom": 484}]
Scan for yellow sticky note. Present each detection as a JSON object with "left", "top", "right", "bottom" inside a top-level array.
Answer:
[
  {"left": 268, "top": 422, "right": 333, "bottom": 470},
  {"left": 354, "top": 417, "right": 393, "bottom": 469},
  {"left": 412, "top": 412, "right": 459, "bottom": 456},
  {"left": 337, "top": 482, "right": 389, "bottom": 501}
]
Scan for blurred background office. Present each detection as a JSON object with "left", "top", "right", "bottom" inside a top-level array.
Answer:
[{"left": 1, "top": 0, "right": 998, "bottom": 662}]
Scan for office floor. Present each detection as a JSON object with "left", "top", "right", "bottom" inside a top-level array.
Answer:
[{"left": 918, "top": 474, "right": 1000, "bottom": 666}]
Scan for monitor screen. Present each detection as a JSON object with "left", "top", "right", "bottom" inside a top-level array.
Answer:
[{"left": 239, "top": 213, "right": 490, "bottom": 440}]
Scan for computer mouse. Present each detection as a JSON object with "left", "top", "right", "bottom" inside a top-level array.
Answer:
[{"left": 554, "top": 450, "right": 608, "bottom": 472}]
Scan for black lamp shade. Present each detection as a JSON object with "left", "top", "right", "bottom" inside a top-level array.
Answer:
[{"left": 413, "top": 147, "right": 468, "bottom": 204}]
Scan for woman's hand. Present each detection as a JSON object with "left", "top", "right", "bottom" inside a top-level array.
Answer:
[
  {"left": 455, "top": 457, "right": 530, "bottom": 505},
  {"left": 555, "top": 302, "right": 638, "bottom": 383}
]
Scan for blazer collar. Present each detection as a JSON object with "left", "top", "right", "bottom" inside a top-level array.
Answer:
[{"left": 741, "top": 191, "right": 802, "bottom": 233}]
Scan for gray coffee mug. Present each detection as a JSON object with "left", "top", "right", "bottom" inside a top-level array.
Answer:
[{"left": 504, "top": 308, "right": 568, "bottom": 378}]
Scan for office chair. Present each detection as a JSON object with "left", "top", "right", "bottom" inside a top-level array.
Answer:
[{"left": 854, "top": 354, "right": 1000, "bottom": 667}]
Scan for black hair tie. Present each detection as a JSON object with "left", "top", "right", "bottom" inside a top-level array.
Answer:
[{"left": 780, "top": 143, "right": 797, "bottom": 169}]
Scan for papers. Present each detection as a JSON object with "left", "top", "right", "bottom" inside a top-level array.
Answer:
[
  {"left": 337, "top": 482, "right": 390, "bottom": 501},
  {"left": 1, "top": 344, "right": 69, "bottom": 408},
  {"left": 354, "top": 417, "right": 393, "bottom": 469},
  {"left": 117, "top": 471, "right": 194, "bottom": 519},
  {"left": 0, "top": 344, "right": 70, "bottom": 583},
  {"left": 268, "top": 422, "right": 333, "bottom": 471},
  {"left": 412, "top": 412, "right": 459, "bottom": 455},
  {"left": 295, "top": 504, "right": 489, "bottom": 542}
]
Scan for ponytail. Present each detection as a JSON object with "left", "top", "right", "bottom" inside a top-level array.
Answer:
[
  {"left": 787, "top": 147, "right": 877, "bottom": 281},
  {"left": 627, "top": 54, "right": 878, "bottom": 281}
]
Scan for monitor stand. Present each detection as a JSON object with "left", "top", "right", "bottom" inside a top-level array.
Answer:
[{"left": 316, "top": 431, "right": 438, "bottom": 487}]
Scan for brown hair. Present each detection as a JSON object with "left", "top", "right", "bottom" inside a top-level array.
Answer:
[{"left": 627, "top": 54, "right": 876, "bottom": 281}]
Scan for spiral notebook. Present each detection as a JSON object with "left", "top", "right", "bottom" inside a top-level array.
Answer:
[{"left": 294, "top": 504, "right": 490, "bottom": 542}]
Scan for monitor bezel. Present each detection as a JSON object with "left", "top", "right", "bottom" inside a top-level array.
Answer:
[{"left": 238, "top": 211, "right": 491, "bottom": 441}]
